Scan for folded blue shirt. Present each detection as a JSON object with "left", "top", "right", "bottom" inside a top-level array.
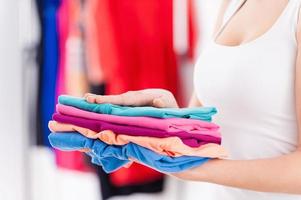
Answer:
[
  {"left": 58, "top": 95, "right": 217, "bottom": 121},
  {"left": 48, "top": 132, "right": 210, "bottom": 173}
]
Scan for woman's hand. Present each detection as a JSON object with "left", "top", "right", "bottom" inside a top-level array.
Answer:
[{"left": 84, "top": 89, "right": 179, "bottom": 108}]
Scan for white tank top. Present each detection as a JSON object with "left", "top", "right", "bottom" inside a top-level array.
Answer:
[{"left": 193, "top": 0, "right": 301, "bottom": 199}]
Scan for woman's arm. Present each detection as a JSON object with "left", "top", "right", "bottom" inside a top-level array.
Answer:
[
  {"left": 172, "top": 7, "right": 301, "bottom": 195},
  {"left": 173, "top": 149, "right": 301, "bottom": 194}
]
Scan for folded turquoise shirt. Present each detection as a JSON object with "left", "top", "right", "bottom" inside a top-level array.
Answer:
[
  {"left": 48, "top": 132, "right": 209, "bottom": 173},
  {"left": 58, "top": 95, "right": 217, "bottom": 121}
]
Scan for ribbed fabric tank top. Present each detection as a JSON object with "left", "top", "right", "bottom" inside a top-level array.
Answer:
[{"left": 193, "top": 0, "right": 301, "bottom": 199}]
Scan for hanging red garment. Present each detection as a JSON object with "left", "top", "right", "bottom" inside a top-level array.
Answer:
[
  {"left": 95, "top": 0, "right": 179, "bottom": 96},
  {"left": 94, "top": 0, "right": 179, "bottom": 186},
  {"left": 109, "top": 163, "right": 163, "bottom": 187},
  {"left": 187, "top": 0, "right": 199, "bottom": 60}
]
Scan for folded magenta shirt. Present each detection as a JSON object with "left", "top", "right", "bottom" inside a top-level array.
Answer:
[
  {"left": 48, "top": 132, "right": 210, "bottom": 173},
  {"left": 57, "top": 104, "right": 221, "bottom": 138},
  {"left": 52, "top": 113, "right": 221, "bottom": 147},
  {"left": 58, "top": 95, "right": 217, "bottom": 121}
]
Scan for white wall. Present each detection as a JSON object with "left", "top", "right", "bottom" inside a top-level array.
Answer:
[{"left": 0, "top": 0, "right": 27, "bottom": 200}]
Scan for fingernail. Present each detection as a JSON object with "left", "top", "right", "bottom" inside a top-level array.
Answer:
[
  {"left": 153, "top": 99, "right": 165, "bottom": 108},
  {"left": 86, "top": 95, "right": 95, "bottom": 103}
]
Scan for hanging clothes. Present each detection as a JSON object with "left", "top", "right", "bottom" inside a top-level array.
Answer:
[
  {"left": 55, "top": 0, "right": 68, "bottom": 101},
  {"left": 55, "top": 0, "right": 92, "bottom": 172},
  {"left": 82, "top": 0, "right": 105, "bottom": 86},
  {"left": 36, "top": 0, "right": 61, "bottom": 147},
  {"left": 187, "top": 0, "right": 198, "bottom": 60},
  {"left": 94, "top": 0, "right": 179, "bottom": 96},
  {"left": 96, "top": 166, "right": 164, "bottom": 200},
  {"left": 92, "top": 0, "right": 182, "bottom": 189}
]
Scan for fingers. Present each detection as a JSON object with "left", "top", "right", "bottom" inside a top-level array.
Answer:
[
  {"left": 84, "top": 93, "right": 94, "bottom": 98},
  {"left": 84, "top": 93, "right": 98, "bottom": 103},
  {"left": 84, "top": 91, "right": 158, "bottom": 106},
  {"left": 84, "top": 89, "right": 179, "bottom": 108},
  {"left": 152, "top": 94, "right": 178, "bottom": 108},
  {"left": 95, "top": 94, "right": 126, "bottom": 105},
  {"left": 85, "top": 93, "right": 122, "bottom": 104}
]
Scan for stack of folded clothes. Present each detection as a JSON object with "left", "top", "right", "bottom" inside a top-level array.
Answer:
[{"left": 48, "top": 95, "right": 227, "bottom": 173}]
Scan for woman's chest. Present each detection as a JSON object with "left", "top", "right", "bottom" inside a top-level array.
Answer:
[{"left": 193, "top": 42, "right": 297, "bottom": 114}]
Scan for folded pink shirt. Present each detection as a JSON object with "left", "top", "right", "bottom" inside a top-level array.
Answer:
[
  {"left": 49, "top": 121, "right": 227, "bottom": 158},
  {"left": 56, "top": 104, "right": 221, "bottom": 138}
]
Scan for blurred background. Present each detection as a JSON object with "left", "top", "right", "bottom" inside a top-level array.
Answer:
[{"left": 0, "top": 0, "right": 222, "bottom": 199}]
